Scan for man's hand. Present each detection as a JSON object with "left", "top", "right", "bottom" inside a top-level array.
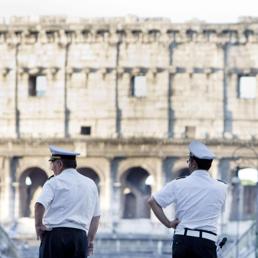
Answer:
[
  {"left": 87, "top": 216, "right": 100, "bottom": 256},
  {"left": 170, "top": 218, "right": 180, "bottom": 229},
  {"left": 35, "top": 224, "right": 48, "bottom": 240},
  {"left": 87, "top": 241, "right": 94, "bottom": 256}
]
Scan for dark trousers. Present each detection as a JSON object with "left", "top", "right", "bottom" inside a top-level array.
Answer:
[
  {"left": 172, "top": 235, "right": 217, "bottom": 258},
  {"left": 39, "top": 227, "right": 88, "bottom": 258}
]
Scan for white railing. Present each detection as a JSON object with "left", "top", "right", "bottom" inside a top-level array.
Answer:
[
  {"left": 222, "top": 222, "right": 256, "bottom": 258},
  {"left": 0, "top": 224, "right": 19, "bottom": 258}
]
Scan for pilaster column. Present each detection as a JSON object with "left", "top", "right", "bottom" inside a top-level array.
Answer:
[
  {"left": 112, "top": 181, "right": 121, "bottom": 234},
  {"left": 1, "top": 157, "right": 18, "bottom": 224},
  {"left": 110, "top": 158, "right": 122, "bottom": 234},
  {"left": 12, "top": 181, "right": 20, "bottom": 220},
  {"left": 217, "top": 158, "right": 232, "bottom": 233}
]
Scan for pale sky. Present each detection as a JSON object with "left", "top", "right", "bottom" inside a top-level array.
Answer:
[{"left": 0, "top": 0, "right": 258, "bottom": 23}]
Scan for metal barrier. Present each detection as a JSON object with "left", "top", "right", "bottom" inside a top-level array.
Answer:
[
  {"left": 222, "top": 221, "right": 256, "bottom": 258},
  {"left": 0, "top": 224, "right": 19, "bottom": 258}
]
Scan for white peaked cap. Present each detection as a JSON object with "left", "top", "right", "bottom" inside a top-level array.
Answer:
[
  {"left": 49, "top": 145, "right": 80, "bottom": 161},
  {"left": 189, "top": 140, "right": 215, "bottom": 160}
]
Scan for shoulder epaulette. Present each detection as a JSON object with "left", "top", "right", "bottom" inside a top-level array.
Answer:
[
  {"left": 176, "top": 176, "right": 186, "bottom": 180},
  {"left": 48, "top": 175, "right": 54, "bottom": 180},
  {"left": 217, "top": 179, "right": 227, "bottom": 184}
]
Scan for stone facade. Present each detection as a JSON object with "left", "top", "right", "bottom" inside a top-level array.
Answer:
[{"left": 0, "top": 16, "right": 258, "bottom": 241}]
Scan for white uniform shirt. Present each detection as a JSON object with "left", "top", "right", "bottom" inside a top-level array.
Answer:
[
  {"left": 153, "top": 170, "right": 227, "bottom": 233},
  {"left": 37, "top": 168, "right": 100, "bottom": 232}
]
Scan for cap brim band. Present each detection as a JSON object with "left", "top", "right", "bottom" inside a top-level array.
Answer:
[
  {"left": 49, "top": 156, "right": 61, "bottom": 161},
  {"left": 49, "top": 155, "right": 76, "bottom": 161}
]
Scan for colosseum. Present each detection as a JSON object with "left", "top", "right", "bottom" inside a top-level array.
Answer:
[{"left": 0, "top": 16, "right": 257, "bottom": 258}]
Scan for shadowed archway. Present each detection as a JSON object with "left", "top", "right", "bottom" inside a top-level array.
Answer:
[
  {"left": 121, "top": 167, "right": 151, "bottom": 219},
  {"left": 19, "top": 167, "right": 48, "bottom": 217}
]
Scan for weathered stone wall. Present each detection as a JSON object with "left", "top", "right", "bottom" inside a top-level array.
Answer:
[
  {"left": 0, "top": 16, "right": 258, "bottom": 241},
  {"left": 0, "top": 17, "right": 257, "bottom": 139}
]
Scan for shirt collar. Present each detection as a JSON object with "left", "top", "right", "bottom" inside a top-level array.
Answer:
[
  {"left": 60, "top": 168, "right": 76, "bottom": 174},
  {"left": 191, "top": 169, "right": 211, "bottom": 177}
]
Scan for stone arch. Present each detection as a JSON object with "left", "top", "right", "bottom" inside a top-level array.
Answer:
[
  {"left": 78, "top": 158, "right": 109, "bottom": 187},
  {"left": 19, "top": 167, "right": 48, "bottom": 217},
  {"left": 77, "top": 167, "right": 101, "bottom": 192},
  {"left": 117, "top": 159, "right": 156, "bottom": 183},
  {"left": 232, "top": 146, "right": 258, "bottom": 169},
  {"left": 16, "top": 158, "right": 51, "bottom": 180},
  {"left": 120, "top": 167, "right": 151, "bottom": 219}
]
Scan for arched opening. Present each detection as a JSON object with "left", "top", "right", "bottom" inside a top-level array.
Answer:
[
  {"left": 121, "top": 167, "right": 151, "bottom": 219},
  {"left": 77, "top": 167, "right": 100, "bottom": 192},
  {"left": 19, "top": 167, "right": 48, "bottom": 217},
  {"left": 231, "top": 167, "right": 258, "bottom": 220}
]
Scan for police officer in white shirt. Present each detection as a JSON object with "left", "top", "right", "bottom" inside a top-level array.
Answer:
[
  {"left": 35, "top": 145, "right": 100, "bottom": 258},
  {"left": 148, "top": 141, "right": 227, "bottom": 258}
]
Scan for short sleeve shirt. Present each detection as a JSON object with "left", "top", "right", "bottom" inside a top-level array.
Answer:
[
  {"left": 153, "top": 170, "right": 227, "bottom": 233},
  {"left": 37, "top": 168, "right": 100, "bottom": 232}
]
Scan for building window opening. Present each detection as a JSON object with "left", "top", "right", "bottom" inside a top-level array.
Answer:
[
  {"left": 238, "top": 76, "right": 256, "bottom": 99},
  {"left": 81, "top": 126, "right": 91, "bottom": 135},
  {"left": 131, "top": 75, "right": 147, "bottom": 97},
  {"left": 29, "top": 75, "right": 47, "bottom": 97},
  {"left": 121, "top": 167, "right": 151, "bottom": 219},
  {"left": 185, "top": 126, "right": 196, "bottom": 138}
]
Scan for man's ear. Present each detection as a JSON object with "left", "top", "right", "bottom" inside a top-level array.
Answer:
[
  {"left": 192, "top": 159, "right": 198, "bottom": 169},
  {"left": 189, "top": 158, "right": 197, "bottom": 171},
  {"left": 57, "top": 160, "right": 63, "bottom": 169}
]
